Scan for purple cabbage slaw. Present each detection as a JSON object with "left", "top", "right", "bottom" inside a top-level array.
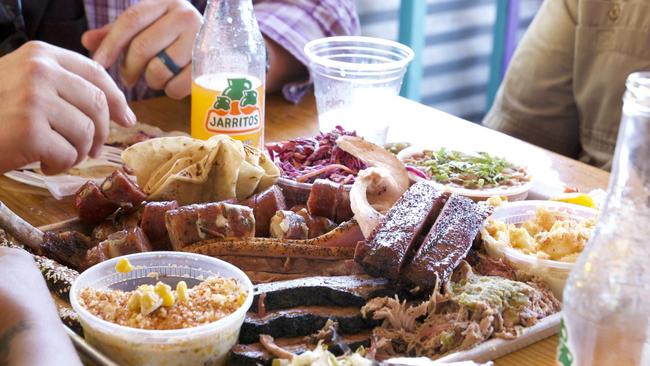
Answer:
[{"left": 266, "top": 126, "right": 367, "bottom": 184}]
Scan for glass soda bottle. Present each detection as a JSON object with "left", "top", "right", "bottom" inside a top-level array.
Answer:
[
  {"left": 558, "top": 72, "right": 650, "bottom": 365},
  {"left": 191, "top": 0, "right": 266, "bottom": 147}
]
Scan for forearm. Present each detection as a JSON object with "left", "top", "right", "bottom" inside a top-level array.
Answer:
[
  {"left": 255, "top": 0, "right": 359, "bottom": 96},
  {"left": 483, "top": 0, "right": 580, "bottom": 157},
  {"left": 265, "top": 36, "right": 307, "bottom": 93},
  {"left": 0, "top": 248, "right": 81, "bottom": 366}
]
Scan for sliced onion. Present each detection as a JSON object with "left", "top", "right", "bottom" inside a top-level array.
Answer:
[{"left": 406, "top": 165, "right": 429, "bottom": 179}]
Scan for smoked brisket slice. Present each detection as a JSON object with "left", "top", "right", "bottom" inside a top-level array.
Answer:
[
  {"left": 230, "top": 331, "right": 371, "bottom": 366},
  {"left": 402, "top": 194, "right": 493, "bottom": 289},
  {"left": 357, "top": 182, "right": 449, "bottom": 280},
  {"left": 249, "top": 275, "right": 394, "bottom": 313},
  {"left": 239, "top": 306, "right": 377, "bottom": 344}
]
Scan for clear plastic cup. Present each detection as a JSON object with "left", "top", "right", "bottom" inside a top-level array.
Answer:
[
  {"left": 304, "top": 36, "right": 414, "bottom": 145},
  {"left": 70, "top": 252, "right": 253, "bottom": 366}
]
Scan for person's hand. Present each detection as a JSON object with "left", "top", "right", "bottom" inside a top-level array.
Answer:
[
  {"left": 0, "top": 41, "right": 136, "bottom": 175},
  {"left": 82, "top": 0, "right": 202, "bottom": 100}
]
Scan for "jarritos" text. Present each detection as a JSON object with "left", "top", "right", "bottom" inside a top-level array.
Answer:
[{"left": 204, "top": 77, "right": 262, "bottom": 134}]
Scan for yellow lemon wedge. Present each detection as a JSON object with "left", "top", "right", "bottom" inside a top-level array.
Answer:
[{"left": 550, "top": 193, "right": 597, "bottom": 209}]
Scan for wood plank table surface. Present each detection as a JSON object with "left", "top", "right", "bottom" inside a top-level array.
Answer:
[{"left": 0, "top": 92, "right": 610, "bottom": 365}]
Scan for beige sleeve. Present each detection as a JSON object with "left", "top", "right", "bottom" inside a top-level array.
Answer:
[{"left": 483, "top": 0, "right": 581, "bottom": 158}]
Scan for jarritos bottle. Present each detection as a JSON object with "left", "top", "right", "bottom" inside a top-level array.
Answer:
[{"left": 192, "top": 0, "right": 266, "bottom": 147}]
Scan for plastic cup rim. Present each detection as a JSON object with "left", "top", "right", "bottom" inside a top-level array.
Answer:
[{"left": 304, "top": 36, "right": 415, "bottom": 72}]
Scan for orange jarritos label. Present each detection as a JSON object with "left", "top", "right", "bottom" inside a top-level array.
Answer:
[{"left": 191, "top": 73, "right": 265, "bottom": 147}]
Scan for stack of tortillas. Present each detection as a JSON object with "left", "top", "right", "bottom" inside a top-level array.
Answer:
[{"left": 122, "top": 135, "right": 279, "bottom": 205}]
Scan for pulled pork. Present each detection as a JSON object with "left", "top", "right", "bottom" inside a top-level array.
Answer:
[
  {"left": 361, "top": 261, "right": 560, "bottom": 359},
  {"left": 306, "top": 319, "right": 340, "bottom": 345}
]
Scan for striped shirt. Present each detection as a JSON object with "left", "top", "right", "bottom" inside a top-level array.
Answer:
[{"left": 83, "top": 0, "right": 359, "bottom": 101}]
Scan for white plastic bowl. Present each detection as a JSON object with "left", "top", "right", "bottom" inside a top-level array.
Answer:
[
  {"left": 397, "top": 146, "right": 533, "bottom": 202},
  {"left": 70, "top": 252, "right": 253, "bottom": 366},
  {"left": 480, "top": 200, "right": 598, "bottom": 300}
]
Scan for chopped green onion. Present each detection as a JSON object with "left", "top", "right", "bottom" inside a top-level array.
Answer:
[{"left": 405, "top": 148, "right": 528, "bottom": 189}]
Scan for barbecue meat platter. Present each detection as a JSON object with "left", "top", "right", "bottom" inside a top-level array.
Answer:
[{"left": 0, "top": 129, "right": 564, "bottom": 365}]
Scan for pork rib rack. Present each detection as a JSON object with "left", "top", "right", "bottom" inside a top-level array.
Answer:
[{"left": 355, "top": 182, "right": 493, "bottom": 290}]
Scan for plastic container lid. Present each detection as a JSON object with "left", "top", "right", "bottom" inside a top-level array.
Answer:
[
  {"left": 397, "top": 146, "right": 533, "bottom": 202},
  {"left": 481, "top": 200, "right": 598, "bottom": 300}
]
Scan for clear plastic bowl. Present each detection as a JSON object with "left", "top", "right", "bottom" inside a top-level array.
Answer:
[
  {"left": 70, "top": 252, "right": 253, "bottom": 366},
  {"left": 397, "top": 146, "right": 533, "bottom": 202},
  {"left": 480, "top": 200, "right": 598, "bottom": 300}
]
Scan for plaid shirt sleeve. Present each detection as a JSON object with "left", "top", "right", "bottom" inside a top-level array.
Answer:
[
  {"left": 85, "top": 0, "right": 359, "bottom": 102},
  {"left": 254, "top": 0, "right": 360, "bottom": 103}
]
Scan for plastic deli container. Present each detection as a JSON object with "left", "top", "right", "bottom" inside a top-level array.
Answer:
[
  {"left": 397, "top": 146, "right": 533, "bottom": 202},
  {"left": 480, "top": 200, "right": 598, "bottom": 300},
  {"left": 277, "top": 176, "right": 352, "bottom": 207},
  {"left": 70, "top": 252, "right": 254, "bottom": 366}
]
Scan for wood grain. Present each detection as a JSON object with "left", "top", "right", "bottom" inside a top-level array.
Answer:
[
  {"left": 0, "top": 92, "right": 607, "bottom": 366},
  {"left": 496, "top": 335, "right": 559, "bottom": 365}
]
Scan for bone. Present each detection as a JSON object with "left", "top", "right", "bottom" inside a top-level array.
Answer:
[{"left": 0, "top": 201, "right": 43, "bottom": 251}]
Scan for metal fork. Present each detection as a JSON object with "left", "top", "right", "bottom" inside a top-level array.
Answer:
[
  {"left": 17, "top": 146, "right": 123, "bottom": 171},
  {"left": 99, "top": 145, "right": 124, "bottom": 162}
]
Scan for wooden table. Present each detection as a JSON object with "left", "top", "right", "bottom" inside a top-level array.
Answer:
[{"left": 0, "top": 92, "right": 609, "bottom": 366}]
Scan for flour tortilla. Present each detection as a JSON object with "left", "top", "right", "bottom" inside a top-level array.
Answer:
[
  {"left": 237, "top": 159, "right": 265, "bottom": 200},
  {"left": 257, "top": 150, "right": 280, "bottom": 191},
  {"left": 142, "top": 134, "right": 229, "bottom": 195},
  {"left": 236, "top": 145, "right": 277, "bottom": 200},
  {"left": 122, "top": 136, "right": 204, "bottom": 187},
  {"left": 147, "top": 136, "right": 243, "bottom": 204},
  {"left": 122, "top": 135, "right": 277, "bottom": 205},
  {"left": 143, "top": 148, "right": 208, "bottom": 194},
  {"left": 124, "top": 135, "right": 279, "bottom": 205},
  {"left": 242, "top": 145, "right": 280, "bottom": 193}
]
